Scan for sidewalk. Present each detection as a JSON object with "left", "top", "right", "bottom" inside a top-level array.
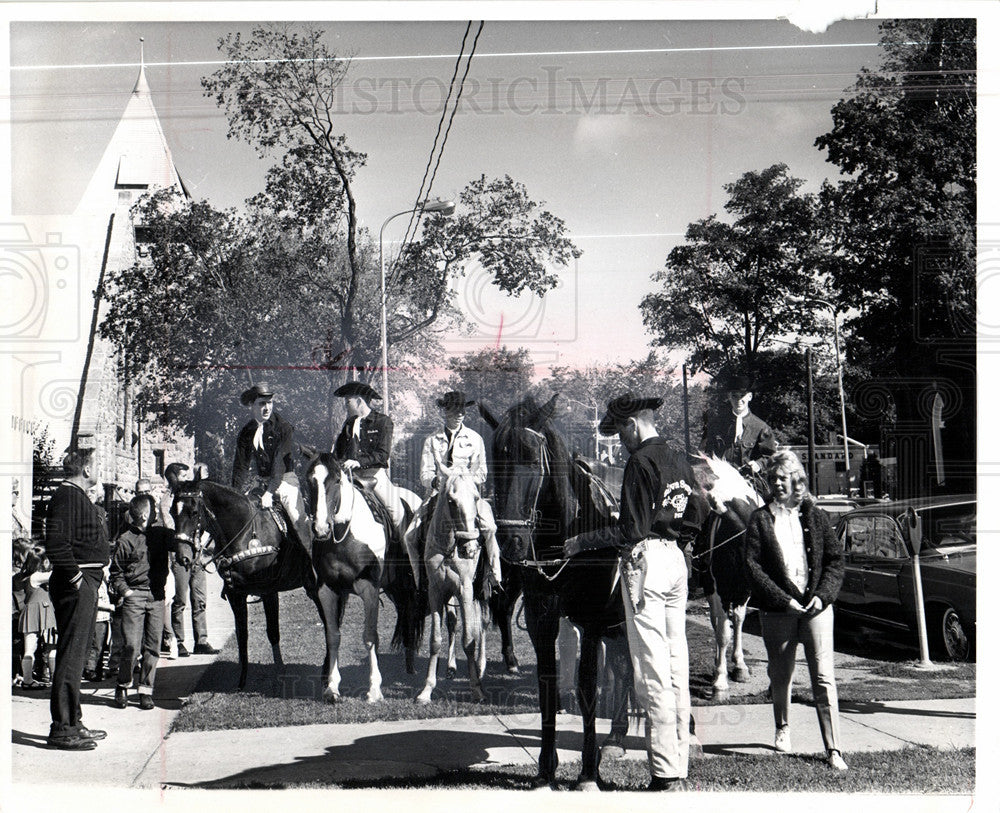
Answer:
[{"left": 8, "top": 573, "right": 976, "bottom": 791}]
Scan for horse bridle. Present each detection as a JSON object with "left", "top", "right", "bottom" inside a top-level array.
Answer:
[
  {"left": 178, "top": 491, "right": 259, "bottom": 574},
  {"left": 495, "top": 428, "right": 571, "bottom": 582}
]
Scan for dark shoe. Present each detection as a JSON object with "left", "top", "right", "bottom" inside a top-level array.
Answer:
[
  {"left": 48, "top": 735, "right": 97, "bottom": 751},
  {"left": 176, "top": 643, "right": 190, "bottom": 658},
  {"left": 77, "top": 727, "right": 107, "bottom": 741},
  {"left": 648, "top": 777, "right": 692, "bottom": 792},
  {"left": 193, "top": 642, "right": 219, "bottom": 655},
  {"left": 82, "top": 669, "right": 97, "bottom": 682},
  {"left": 94, "top": 666, "right": 104, "bottom": 681},
  {"left": 138, "top": 694, "right": 155, "bottom": 711},
  {"left": 114, "top": 686, "right": 128, "bottom": 708}
]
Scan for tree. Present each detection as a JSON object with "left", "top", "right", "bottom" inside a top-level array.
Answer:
[
  {"left": 815, "top": 19, "right": 976, "bottom": 493},
  {"left": 640, "top": 164, "right": 825, "bottom": 379},
  {"left": 202, "top": 26, "right": 580, "bottom": 377}
]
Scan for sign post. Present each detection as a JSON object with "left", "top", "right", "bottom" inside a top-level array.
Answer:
[{"left": 904, "top": 507, "right": 934, "bottom": 667}]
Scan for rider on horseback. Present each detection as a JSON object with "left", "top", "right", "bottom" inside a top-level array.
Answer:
[
  {"left": 331, "top": 380, "right": 407, "bottom": 527},
  {"left": 231, "top": 382, "right": 313, "bottom": 561},
  {"left": 700, "top": 373, "right": 777, "bottom": 483},
  {"left": 405, "top": 391, "right": 502, "bottom": 591}
]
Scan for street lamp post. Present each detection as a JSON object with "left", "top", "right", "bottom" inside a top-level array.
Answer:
[
  {"left": 812, "top": 297, "right": 852, "bottom": 494},
  {"left": 378, "top": 198, "right": 456, "bottom": 409}
]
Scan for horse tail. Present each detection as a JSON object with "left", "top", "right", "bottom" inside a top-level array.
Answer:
[{"left": 386, "top": 529, "right": 424, "bottom": 651}]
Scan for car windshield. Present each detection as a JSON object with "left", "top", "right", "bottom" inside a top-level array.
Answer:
[{"left": 909, "top": 504, "right": 976, "bottom": 549}]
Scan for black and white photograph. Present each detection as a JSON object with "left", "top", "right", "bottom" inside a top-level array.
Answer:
[{"left": 3, "top": 2, "right": 992, "bottom": 807}]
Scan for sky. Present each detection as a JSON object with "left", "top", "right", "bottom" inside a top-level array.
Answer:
[{"left": 9, "top": 16, "right": 886, "bottom": 379}]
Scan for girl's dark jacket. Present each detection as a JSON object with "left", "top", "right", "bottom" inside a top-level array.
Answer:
[{"left": 744, "top": 498, "right": 845, "bottom": 612}]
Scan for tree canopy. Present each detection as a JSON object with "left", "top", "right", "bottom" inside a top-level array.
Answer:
[{"left": 640, "top": 163, "right": 825, "bottom": 378}]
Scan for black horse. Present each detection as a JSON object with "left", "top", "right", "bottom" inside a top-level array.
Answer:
[
  {"left": 171, "top": 472, "right": 322, "bottom": 690},
  {"left": 481, "top": 394, "right": 633, "bottom": 790}
]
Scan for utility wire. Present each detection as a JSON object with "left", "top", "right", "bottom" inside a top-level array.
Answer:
[
  {"left": 396, "top": 21, "right": 472, "bottom": 254},
  {"left": 390, "top": 20, "right": 485, "bottom": 290}
]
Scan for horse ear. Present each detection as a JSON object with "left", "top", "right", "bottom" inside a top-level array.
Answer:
[
  {"left": 532, "top": 393, "right": 559, "bottom": 428},
  {"left": 478, "top": 402, "right": 499, "bottom": 430}
]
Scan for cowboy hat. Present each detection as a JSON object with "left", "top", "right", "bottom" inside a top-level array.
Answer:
[
  {"left": 334, "top": 381, "right": 381, "bottom": 402},
  {"left": 598, "top": 393, "right": 664, "bottom": 435},
  {"left": 437, "top": 391, "right": 476, "bottom": 410}
]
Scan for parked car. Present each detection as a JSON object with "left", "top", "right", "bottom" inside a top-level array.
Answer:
[
  {"left": 814, "top": 495, "right": 879, "bottom": 521},
  {"left": 834, "top": 495, "right": 975, "bottom": 662}
]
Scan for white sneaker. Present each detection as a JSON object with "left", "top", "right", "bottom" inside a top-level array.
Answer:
[
  {"left": 828, "top": 750, "right": 849, "bottom": 771},
  {"left": 774, "top": 726, "right": 791, "bottom": 753}
]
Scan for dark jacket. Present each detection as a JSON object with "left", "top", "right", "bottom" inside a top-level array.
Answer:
[
  {"left": 744, "top": 498, "right": 845, "bottom": 612},
  {"left": 701, "top": 410, "right": 777, "bottom": 467},
  {"left": 618, "top": 436, "right": 709, "bottom": 548},
  {"left": 110, "top": 525, "right": 173, "bottom": 601},
  {"left": 43, "top": 481, "right": 110, "bottom": 585},
  {"left": 232, "top": 410, "right": 297, "bottom": 495},
  {"left": 333, "top": 410, "right": 393, "bottom": 470}
]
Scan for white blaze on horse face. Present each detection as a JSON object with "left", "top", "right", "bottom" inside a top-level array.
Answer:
[
  {"left": 173, "top": 498, "right": 191, "bottom": 540},
  {"left": 312, "top": 465, "right": 330, "bottom": 533},
  {"left": 447, "top": 475, "right": 479, "bottom": 540}
]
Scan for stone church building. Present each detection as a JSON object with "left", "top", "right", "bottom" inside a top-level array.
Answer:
[{"left": 70, "top": 46, "right": 194, "bottom": 502}]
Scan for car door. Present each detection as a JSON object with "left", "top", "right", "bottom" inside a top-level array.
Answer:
[{"left": 857, "top": 515, "right": 909, "bottom": 626}]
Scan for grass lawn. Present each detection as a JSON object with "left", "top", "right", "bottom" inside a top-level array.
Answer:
[
  {"left": 173, "top": 587, "right": 975, "bottom": 732},
  {"left": 210, "top": 746, "right": 975, "bottom": 793}
]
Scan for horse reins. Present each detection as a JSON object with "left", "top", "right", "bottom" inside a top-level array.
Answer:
[{"left": 495, "top": 430, "right": 571, "bottom": 582}]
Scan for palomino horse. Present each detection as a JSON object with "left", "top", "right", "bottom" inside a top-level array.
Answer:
[
  {"left": 306, "top": 453, "right": 422, "bottom": 703},
  {"left": 690, "top": 454, "right": 765, "bottom": 700},
  {"left": 481, "top": 394, "right": 633, "bottom": 791},
  {"left": 416, "top": 473, "right": 489, "bottom": 704},
  {"left": 171, "top": 474, "right": 321, "bottom": 690}
]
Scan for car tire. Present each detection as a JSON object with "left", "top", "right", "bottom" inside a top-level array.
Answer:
[{"left": 929, "top": 604, "right": 974, "bottom": 662}]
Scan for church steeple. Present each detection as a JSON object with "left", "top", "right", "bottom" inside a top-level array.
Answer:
[{"left": 132, "top": 37, "right": 150, "bottom": 96}]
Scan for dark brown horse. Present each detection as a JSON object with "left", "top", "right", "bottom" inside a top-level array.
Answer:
[
  {"left": 481, "top": 394, "right": 633, "bottom": 791},
  {"left": 171, "top": 473, "right": 321, "bottom": 690}
]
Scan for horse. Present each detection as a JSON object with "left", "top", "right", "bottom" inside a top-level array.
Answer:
[
  {"left": 416, "top": 473, "right": 489, "bottom": 704},
  {"left": 170, "top": 473, "right": 321, "bottom": 690},
  {"left": 306, "top": 453, "right": 422, "bottom": 703},
  {"left": 480, "top": 394, "right": 633, "bottom": 791},
  {"left": 689, "top": 454, "right": 765, "bottom": 700}
]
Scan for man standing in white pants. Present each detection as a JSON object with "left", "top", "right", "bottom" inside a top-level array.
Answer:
[{"left": 566, "top": 393, "right": 707, "bottom": 791}]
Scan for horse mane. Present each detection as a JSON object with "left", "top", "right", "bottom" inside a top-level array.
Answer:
[{"left": 691, "top": 453, "right": 764, "bottom": 512}]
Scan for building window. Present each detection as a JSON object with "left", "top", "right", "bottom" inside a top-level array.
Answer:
[{"left": 153, "top": 449, "right": 165, "bottom": 476}]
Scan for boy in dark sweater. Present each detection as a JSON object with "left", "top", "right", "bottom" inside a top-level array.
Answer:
[{"left": 109, "top": 497, "right": 171, "bottom": 710}]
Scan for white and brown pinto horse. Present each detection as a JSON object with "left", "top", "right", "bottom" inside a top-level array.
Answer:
[
  {"left": 306, "top": 453, "right": 422, "bottom": 703},
  {"left": 416, "top": 473, "right": 489, "bottom": 704},
  {"left": 690, "top": 454, "right": 765, "bottom": 700}
]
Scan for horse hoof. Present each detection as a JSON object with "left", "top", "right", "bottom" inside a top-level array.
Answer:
[
  {"left": 367, "top": 691, "right": 384, "bottom": 703},
  {"left": 575, "top": 779, "right": 600, "bottom": 792},
  {"left": 323, "top": 690, "right": 341, "bottom": 704},
  {"left": 712, "top": 687, "right": 731, "bottom": 703},
  {"left": 415, "top": 692, "right": 433, "bottom": 705},
  {"left": 506, "top": 664, "right": 520, "bottom": 675},
  {"left": 600, "top": 743, "right": 626, "bottom": 761},
  {"left": 470, "top": 688, "right": 486, "bottom": 704},
  {"left": 529, "top": 776, "right": 556, "bottom": 791},
  {"left": 731, "top": 666, "right": 751, "bottom": 683},
  {"left": 445, "top": 667, "right": 457, "bottom": 680},
  {"left": 406, "top": 664, "right": 417, "bottom": 675}
]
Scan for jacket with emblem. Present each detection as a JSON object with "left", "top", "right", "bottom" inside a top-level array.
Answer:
[
  {"left": 744, "top": 498, "right": 845, "bottom": 612},
  {"left": 701, "top": 409, "right": 777, "bottom": 467},
  {"left": 232, "top": 410, "right": 297, "bottom": 495},
  {"left": 333, "top": 410, "right": 393, "bottom": 470},
  {"left": 420, "top": 424, "right": 487, "bottom": 491}
]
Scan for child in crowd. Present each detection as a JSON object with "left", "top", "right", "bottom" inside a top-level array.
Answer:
[
  {"left": 110, "top": 496, "right": 171, "bottom": 710},
  {"left": 16, "top": 543, "right": 57, "bottom": 689},
  {"left": 12, "top": 538, "right": 32, "bottom": 683}
]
